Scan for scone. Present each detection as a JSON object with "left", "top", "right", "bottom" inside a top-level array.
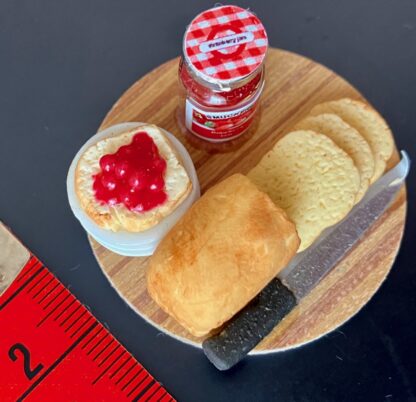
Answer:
[{"left": 75, "top": 125, "right": 192, "bottom": 232}]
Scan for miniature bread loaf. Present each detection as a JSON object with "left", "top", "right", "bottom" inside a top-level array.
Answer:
[{"left": 146, "top": 174, "right": 300, "bottom": 337}]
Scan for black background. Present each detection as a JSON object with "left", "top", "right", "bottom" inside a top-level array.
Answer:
[{"left": 1, "top": 1, "right": 415, "bottom": 401}]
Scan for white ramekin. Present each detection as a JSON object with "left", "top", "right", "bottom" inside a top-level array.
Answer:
[{"left": 67, "top": 122, "right": 200, "bottom": 256}]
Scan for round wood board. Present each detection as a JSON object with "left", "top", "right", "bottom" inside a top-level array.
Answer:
[{"left": 88, "top": 48, "right": 407, "bottom": 353}]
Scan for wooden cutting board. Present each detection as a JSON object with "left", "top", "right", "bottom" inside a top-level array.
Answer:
[{"left": 88, "top": 48, "right": 407, "bottom": 353}]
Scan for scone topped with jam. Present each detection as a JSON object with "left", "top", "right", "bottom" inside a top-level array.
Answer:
[{"left": 75, "top": 125, "right": 192, "bottom": 232}]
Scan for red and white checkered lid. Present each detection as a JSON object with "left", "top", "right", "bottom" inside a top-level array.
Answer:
[{"left": 183, "top": 5, "right": 268, "bottom": 84}]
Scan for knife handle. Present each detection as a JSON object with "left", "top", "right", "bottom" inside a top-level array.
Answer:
[{"left": 202, "top": 278, "right": 297, "bottom": 370}]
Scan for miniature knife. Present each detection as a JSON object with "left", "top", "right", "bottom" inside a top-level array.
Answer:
[{"left": 203, "top": 151, "right": 410, "bottom": 370}]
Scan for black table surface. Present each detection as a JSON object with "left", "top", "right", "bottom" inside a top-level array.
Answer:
[{"left": 1, "top": 1, "right": 415, "bottom": 401}]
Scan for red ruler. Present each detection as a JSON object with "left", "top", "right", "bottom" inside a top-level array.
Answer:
[{"left": 0, "top": 255, "right": 175, "bottom": 402}]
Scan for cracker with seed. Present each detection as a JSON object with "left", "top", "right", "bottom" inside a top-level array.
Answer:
[
  {"left": 295, "top": 113, "right": 374, "bottom": 202},
  {"left": 310, "top": 98, "right": 394, "bottom": 182},
  {"left": 248, "top": 130, "right": 360, "bottom": 251}
]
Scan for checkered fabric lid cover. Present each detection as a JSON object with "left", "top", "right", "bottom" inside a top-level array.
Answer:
[{"left": 184, "top": 5, "right": 268, "bottom": 83}]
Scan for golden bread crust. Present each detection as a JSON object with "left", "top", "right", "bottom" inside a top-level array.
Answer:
[{"left": 146, "top": 174, "right": 300, "bottom": 337}]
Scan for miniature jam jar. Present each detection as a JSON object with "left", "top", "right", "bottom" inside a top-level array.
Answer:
[{"left": 178, "top": 5, "right": 268, "bottom": 142}]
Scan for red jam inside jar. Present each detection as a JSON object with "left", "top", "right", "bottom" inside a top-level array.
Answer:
[
  {"left": 179, "top": 58, "right": 263, "bottom": 108},
  {"left": 178, "top": 5, "right": 268, "bottom": 143},
  {"left": 93, "top": 132, "right": 167, "bottom": 212}
]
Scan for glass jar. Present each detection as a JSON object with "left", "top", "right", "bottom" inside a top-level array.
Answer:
[{"left": 178, "top": 5, "right": 268, "bottom": 143}]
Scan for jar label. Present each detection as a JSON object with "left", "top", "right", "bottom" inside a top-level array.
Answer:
[
  {"left": 185, "top": 85, "right": 262, "bottom": 140},
  {"left": 184, "top": 5, "right": 268, "bottom": 82},
  {"left": 199, "top": 32, "right": 254, "bottom": 53}
]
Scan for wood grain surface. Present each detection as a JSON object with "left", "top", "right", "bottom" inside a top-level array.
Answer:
[{"left": 88, "top": 48, "right": 407, "bottom": 353}]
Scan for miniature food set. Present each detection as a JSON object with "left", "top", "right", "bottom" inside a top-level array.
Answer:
[{"left": 66, "top": 6, "right": 408, "bottom": 370}]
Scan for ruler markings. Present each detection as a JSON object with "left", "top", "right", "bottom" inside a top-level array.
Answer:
[
  {"left": 81, "top": 326, "right": 104, "bottom": 349},
  {"left": 152, "top": 387, "right": 169, "bottom": 402},
  {"left": 109, "top": 354, "right": 130, "bottom": 379},
  {"left": 126, "top": 370, "right": 146, "bottom": 397},
  {"left": 43, "top": 287, "right": 65, "bottom": 310},
  {"left": 93, "top": 338, "right": 114, "bottom": 361},
  {"left": 154, "top": 385, "right": 169, "bottom": 401},
  {"left": 37, "top": 293, "right": 71, "bottom": 327},
  {"left": 26, "top": 270, "right": 49, "bottom": 294},
  {"left": 141, "top": 381, "right": 161, "bottom": 401},
  {"left": 54, "top": 298, "right": 76, "bottom": 322},
  {"left": 40, "top": 288, "right": 62, "bottom": 311},
  {"left": 38, "top": 282, "right": 59, "bottom": 304},
  {"left": 130, "top": 377, "right": 155, "bottom": 400},
  {"left": 141, "top": 381, "right": 160, "bottom": 402},
  {"left": 87, "top": 332, "right": 109, "bottom": 355},
  {"left": 64, "top": 309, "right": 87, "bottom": 333},
  {"left": 92, "top": 348, "right": 124, "bottom": 385},
  {"left": 38, "top": 283, "right": 59, "bottom": 308},
  {"left": 32, "top": 276, "right": 54, "bottom": 299},
  {"left": 70, "top": 315, "right": 94, "bottom": 338},
  {"left": 157, "top": 388, "right": 171, "bottom": 402},
  {"left": 58, "top": 301, "right": 81, "bottom": 326},
  {"left": 98, "top": 344, "right": 120, "bottom": 368},
  {"left": 0, "top": 254, "right": 174, "bottom": 401},
  {"left": 121, "top": 366, "right": 143, "bottom": 390},
  {"left": 127, "top": 368, "right": 151, "bottom": 397},
  {"left": 115, "top": 360, "right": 136, "bottom": 385},
  {"left": 0, "top": 264, "right": 44, "bottom": 310},
  {"left": 60, "top": 304, "right": 82, "bottom": 327},
  {"left": 82, "top": 325, "right": 105, "bottom": 349},
  {"left": 17, "top": 322, "right": 98, "bottom": 401},
  {"left": 114, "top": 356, "right": 135, "bottom": 385}
]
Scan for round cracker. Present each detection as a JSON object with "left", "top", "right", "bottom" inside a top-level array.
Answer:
[
  {"left": 248, "top": 130, "right": 360, "bottom": 252},
  {"left": 295, "top": 113, "right": 374, "bottom": 202},
  {"left": 310, "top": 98, "right": 394, "bottom": 182}
]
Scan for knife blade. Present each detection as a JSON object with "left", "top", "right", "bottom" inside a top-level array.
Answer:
[{"left": 203, "top": 151, "right": 410, "bottom": 370}]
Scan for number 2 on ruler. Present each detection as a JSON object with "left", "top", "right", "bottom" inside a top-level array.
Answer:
[{"left": 8, "top": 343, "right": 44, "bottom": 380}]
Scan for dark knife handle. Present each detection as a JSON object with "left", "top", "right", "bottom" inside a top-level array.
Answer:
[{"left": 202, "top": 278, "right": 297, "bottom": 370}]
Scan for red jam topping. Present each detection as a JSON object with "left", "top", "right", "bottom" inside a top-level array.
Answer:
[
  {"left": 93, "top": 132, "right": 167, "bottom": 212},
  {"left": 179, "top": 59, "right": 263, "bottom": 108}
]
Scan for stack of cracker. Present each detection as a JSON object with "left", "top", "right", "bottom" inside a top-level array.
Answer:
[{"left": 248, "top": 98, "right": 394, "bottom": 252}]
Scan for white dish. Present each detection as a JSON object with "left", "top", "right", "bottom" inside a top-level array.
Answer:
[
  {"left": 88, "top": 233, "right": 156, "bottom": 257},
  {"left": 67, "top": 122, "right": 200, "bottom": 256}
]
